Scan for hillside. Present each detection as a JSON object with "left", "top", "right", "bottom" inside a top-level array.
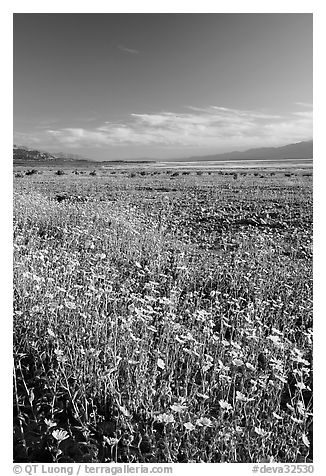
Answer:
[
  {"left": 13, "top": 145, "right": 153, "bottom": 166},
  {"left": 13, "top": 145, "right": 89, "bottom": 166},
  {"left": 13, "top": 140, "right": 313, "bottom": 165},
  {"left": 13, "top": 145, "right": 56, "bottom": 162},
  {"left": 183, "top": 140, "right": 313, "bottom": 162}
]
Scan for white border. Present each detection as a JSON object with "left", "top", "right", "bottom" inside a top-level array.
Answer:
[{"left": 3, "top": 3, "right": 323, "bottom": 474}]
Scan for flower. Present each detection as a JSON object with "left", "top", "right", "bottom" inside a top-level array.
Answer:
[
  {"left": 44, "top": 419, "right": 56, "bottom": 428},
  {"left": 267, "top": 335, "right": 283, "bottom": 347},
  {"left": 254, "top": 427, "right": 268, "bottom": 437},
  {"left": 203, "top": 360, "right": 213, "bottom": 372},
  {"left": 302, "top": 434, "right": 310, "bottom": 447},
  {"left": 171, "top": 403, "right": 187, "bottom": 413},
  {"left": 117, "top": 404, "right": 131, "bottom": 417},
  {"left": 235, "top": 425, "right": 244, "bottom": 434},
  {"left": 295, "top": 382, "right": 307, "bottom": 391},
  {"left": 196, "top": 392, "right": 209, "bottom": 400},
  {"left": 157, "top": 358, "right": 165, "bottom": 370},
  {"left": 54, "top": 348, "right": 66, "bottom": 364},
  {"left": 219, "top": 400, "right": 233, "bottom": 411},
  {"left": 275, "top": 374, "right": 287, "bottom": 384},
  {"left": 156, "top": 413, "right": 175, "bottom": 424},
  {"left": 297, "top": 401, "right": 309, "bottom": 416},
  {"left": 47, "top": 328, "right": 56, "bottom": 338},
  {"left": 221, "top": 339, "right": 230, "bottom": 347},
  {"left": 52, "top": 429, "right": 69, "bottom": 443},
  {"left": 272, "top": 412, "right": 283, "bottom": 420},
  {"left": 103, "top": 436, "right": 119, "bottom": 446},
  {"left": 196, "top": 417, "right": 213, "bottom": 427},
  {"left": 246, "top": 362, "right": 256, "bottom": 371},
  {"left": 291, "top": 416, "right": 303, "bottom": 424},
  {"left": 184, "top": 422, "right": 196, "bottom": 431},
  {"left": 236, "top": 391, "right": 247, "bottom": 402}
]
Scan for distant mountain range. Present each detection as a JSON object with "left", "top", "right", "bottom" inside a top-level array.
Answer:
[
  {"left": 180, "top": 140, "right": 313, "bottom": 162},
  {"left": 13, "top": 145, "right": 152, "bottom": 165},
  {"left": 13, "top": 140, "right": 313, "bottom": 165},
  {"left": 13, "top": 145, "right": 88, "bottom": 163}
]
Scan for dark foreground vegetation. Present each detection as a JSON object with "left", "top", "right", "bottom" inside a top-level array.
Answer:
[{"left": 13, "top": 168, "right": 313, "bottom": 463}]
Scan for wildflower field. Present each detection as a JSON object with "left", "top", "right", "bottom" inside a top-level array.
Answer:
[{"left": 13, "top": 167, "right": 313, "bottom": 463}]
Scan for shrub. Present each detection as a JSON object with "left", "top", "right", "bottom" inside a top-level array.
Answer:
[
  {"left": 25, "top": 169, "right": 38, "bottom": 176},
  {"left": 55, "top": 170, "right": 65, "bottom": 176}
]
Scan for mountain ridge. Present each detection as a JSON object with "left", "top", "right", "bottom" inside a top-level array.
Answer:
[
  {"left": 180, "top": 140, "right": 313, "bottom": 162},
  {"left": 13, "top": 140, "right": 313, "bottom": 164},
  {"left": 13, "top": 145, "right": 88, "bottom": 162}
]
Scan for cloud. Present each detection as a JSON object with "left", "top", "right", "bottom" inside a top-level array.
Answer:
[
  {"left": 43, "top": 104, "right": 312, "bottom": 153},
  {"left": 291, "top": 111, "right": 313, "bottom": 118},
  {"left": 295, "top": 102, "right": 313, "bottom": 108},
  {"left": 118, "top": 45, "right": 140, "bottom": 55}
]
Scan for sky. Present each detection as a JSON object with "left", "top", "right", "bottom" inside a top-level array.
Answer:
[{"left": 13, "top": 13, "right": 313, "bottom": 160}]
